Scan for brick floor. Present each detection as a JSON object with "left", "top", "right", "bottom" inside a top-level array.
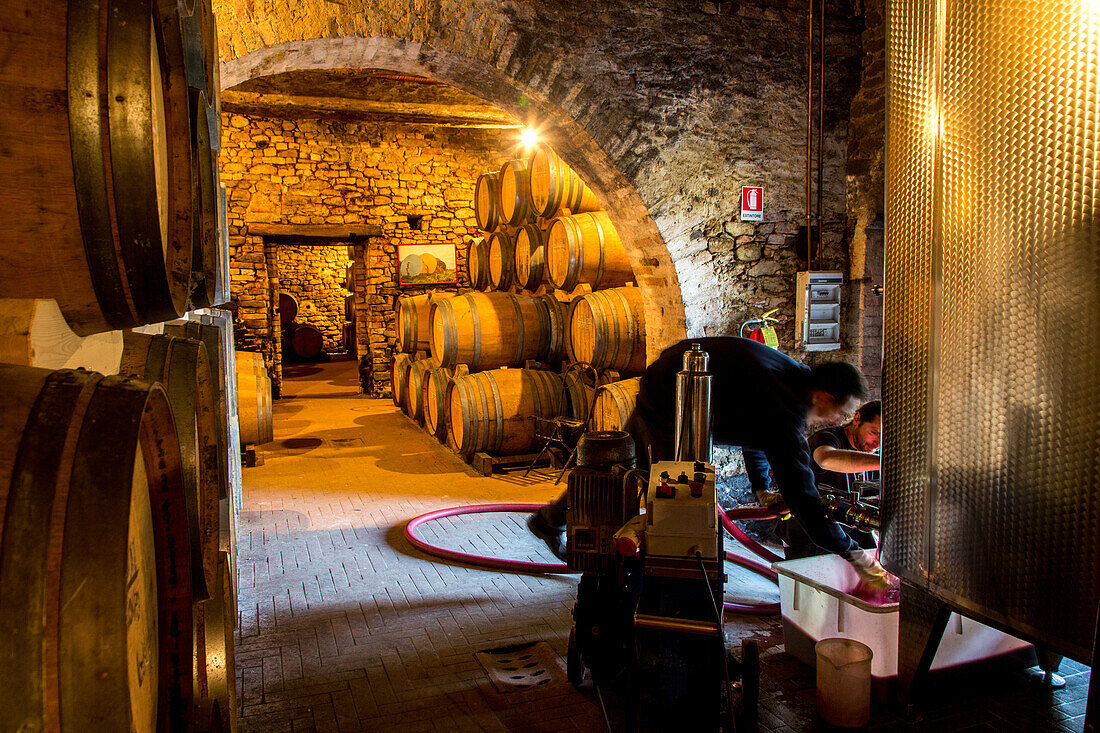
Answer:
[{"left": 236, "top": 361, "right": 1091, "bottom": 732}]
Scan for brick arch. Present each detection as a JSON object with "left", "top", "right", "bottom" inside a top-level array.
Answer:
[{"left": 220, "top": 36, "right": 687, "bottom": 358}]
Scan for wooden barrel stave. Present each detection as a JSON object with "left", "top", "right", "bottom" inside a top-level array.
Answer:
[
  {"left": 547, "top": 212, "right": 633, "bottom": 293},
  {"left": 187, "top": 87, "right": 219, "bottom": 309},
  {"left": 0, "top": 366, "right": 195, "bottom": 731},
  {"left": 429, "top": 292, "right": 553, "bottom": 371},
  {"left": 591, "top": 377, "right": 642, "bottom": 431},
  {"left": 236, "top": 351, "right": 273, "bottom": 445},
  {"left": 423, "top": 365, "right": 467, "bottom": 442},
  {"left": 528, "top": 145, "right": 601, "bottom": 218},
  {"left": 497, "top": 160, "right": 532, "bottom": 226},
  {"left": 391, "top": 353, "right": 412, "bottom": 410},
  {"left": 447, "top": 368, "right": 564, "bottom": 456},
  {"left": 474, "top": 172, "right": 499, "bottom": 232},
  {"left": 487, "top": 229, "right": 516, "bottom": 291},
  {"left": 405, "top": 359, "right": 431, "bottom": 422},
  {"left": 466, "top": 237, "right": 490, "bottom": 290},
  {"left": 569, "top": 288, "right": 647, "bottom": 376},
  {"left": 195, "top": 551, "right": 236, "bottom": 733}
]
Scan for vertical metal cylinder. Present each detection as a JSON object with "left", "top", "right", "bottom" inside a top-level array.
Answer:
[{"left": 674, "top": 343, "right": 713, "bottom": 463}]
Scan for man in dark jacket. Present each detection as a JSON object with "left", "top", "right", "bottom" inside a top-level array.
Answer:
[{"left": 529, "top": 337, "right": 892, "bottom": 589}]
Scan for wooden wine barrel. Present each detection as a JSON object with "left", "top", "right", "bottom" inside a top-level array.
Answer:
[
  {"left": 391, "top": 353, "right": 412, "bottom": 409},
  {"left": 487, "top": 229, "right": 517, "bottom": 291},
  {"left": 564, "top": 369, "right": 597, "bottom": 424},
  {"left": 466, "top": 237, "right": 490, "bottom": 290},
  {"left": 536, "top": 293, "right": 569, "bottom": 365},
  {"left": 0, "top": 366, "right": 195, "bottom": 731},
  {"left": 497, "top": 159, "right": 533, "bottom": 226},
  {"left": 429, "top": 292, "right": 554, "bottom": 370},
  {"left": 121, "top": 332, "right": 221, "bottom": 602},
  {"left": 291, "top": 325, "right": 324, "bottom": 361},
  {"left": 194, "top": 551, "right": 236, "bottom": 733},
  {"left": 236, "top": 351, "right": 273, "bottom": 445},
  {"left": 423, "top": 365, "right": 468, "bottom": 442},
  {"left": 547, "top": 212, "right": 634, "bottom": 292},
  {"left": 188, "top": 87, "right": 220, "bottom": 309},
  {"left": 405, "top": 358, "right": 431, "bottom": 422},
  {"left": 591, "top": 377, "right": 642, "bottom": 431},
  {"left": 569, "top": 288, "right": 647, "bottom": 375},
  {"left": 180, "top": 0, "right": 217, "bottom": 102},
  {"left": 0, "top": 0, "right": 194, "bottom": 335},
  {"left": 279, "top": 292, "right": 299, "bottom": 326},
  {"left": 528, "top": 145, "right": 601, "bottom": 218},
  {"left": 397, "top": 293, "right": 444, "bottom": 354},
  {"left": 447, "top": 368, "right": 565, "bottom": 456},
  {"left": 474, "top": 172, "right": 500, "bottom": 232},
  {"left": 514, "top": 223, "right": 550, "bottom": 291}
]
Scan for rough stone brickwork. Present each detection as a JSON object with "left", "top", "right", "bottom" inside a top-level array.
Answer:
[
  {"left": 844, "top": 0, "right": 886, "bottom": 395},
  {"left": 277, "top": 244, "right": 352, "bottom": 352},
  {"left": 220, "top": 113, "right": 509, "bottom": 395}
]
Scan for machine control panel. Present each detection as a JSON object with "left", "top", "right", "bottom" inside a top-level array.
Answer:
[{"left": 646, "top": 460, "right": 718, "bottom": 559}]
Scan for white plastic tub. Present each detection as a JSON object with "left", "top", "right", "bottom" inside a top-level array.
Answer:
[{"left": 773, "top": 555, "right": 1034, "bottom": 700}]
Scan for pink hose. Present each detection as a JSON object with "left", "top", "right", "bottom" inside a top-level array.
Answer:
[{"left": 403, "top": 503, "right": 786, "bottom": 615}]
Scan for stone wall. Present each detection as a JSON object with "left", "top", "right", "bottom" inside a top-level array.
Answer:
[
  {"left": 276, "top": 244, "right": 352, "bottom": 352},
  {"left": 220, "top": 113, "right": 507, "bottom": 394}
]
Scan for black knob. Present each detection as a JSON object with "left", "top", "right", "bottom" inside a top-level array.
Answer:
[
  {"left": 677, "top": 472, "right": 690, "bottom": 484},
  {"left": 694, "top": 461, "right": 705, "bottom": 472}
]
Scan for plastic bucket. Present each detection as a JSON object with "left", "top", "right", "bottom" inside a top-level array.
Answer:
[{"left": 816, "top": 638, "right": 873, "bottom": 727}]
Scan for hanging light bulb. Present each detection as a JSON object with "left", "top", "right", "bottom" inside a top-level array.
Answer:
[{"left": 520, "top": 128, "right": 538, "bottom": 148}]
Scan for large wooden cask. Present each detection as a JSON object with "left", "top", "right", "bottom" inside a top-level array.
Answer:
[
  {"left": 0, "top": 366, "right": 195, "bottom": 730},
  {"left": 497, "top": 159, "right": 533, "bottom": 226},
  {"left": 391, "top": 353, "right": 412, "bottom": 409},
  {"left": 569, "top": 288, "right": 647, "bottom": 376},
  {"left": 429, "top": 292, "right": 555, "bottom": 370},
  {"left": 513, "top": 223, "right": 550, "bottom": 292},
  {"left": 487, "top": 229, "right": 517, "bottom": 291},
  {"left": 236, "top": 351, "right": 273, "bottom": 445},
  {"left": 466, "top": 237, "right": 490, "bottom": 290},
  {"left": 474, "top": 172, "right": 500, "bottom": 232},
  {"left": 423, "top": 365, "right": 468, "bottom": 443},
  {"left": 447, "top": 369, "right": 564, "bottom": 455},
  {"left": 405, "top": 358, "right": 431, "bottom": 422},
  {"left": 547, "top": 212, "right": 634, "bottom": 292},
  {"left": 528, "top": 146, "right": 601, "bottom": 218},
  {"left": 121, "top": 333, "right": 221, "bottom": 603},
  {"left": 397, "top": 293, "right": 445, "bottom": 354},
  {"left": 279, "top": 292, "right": 299, "bottom": 326},
  {"left": 536, "top": 293, "right": 569, "bottom": 366},
  {"left": 290, "top": 324, "right": 323, "bottom": 361},
  {"left": 591, "top": 377, "right": 642, "bottom": 431},
  {"left": 0, "top": 0, "right": 196, "bottom": 334}
]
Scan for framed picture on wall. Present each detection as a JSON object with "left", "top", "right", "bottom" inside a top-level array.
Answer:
[{"left": 397, "top": 243, "right": 458, "bottom": 286}]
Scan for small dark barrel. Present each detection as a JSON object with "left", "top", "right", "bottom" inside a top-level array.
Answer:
[
  {"left": 0, "top": 0, "right": 195, "bottom": 334},
  {"left": 429, "top": 292, "right": 553, "bottom": 371},
  {"left": 405, "top": 359, "right": 431, "bottom": 422},
  {"left": 0, "top": 366, "right": 195, "bottom": 732},
  {"left": 279, "top": 292, "right": 299, "bottom": 326},
  {"left": 513, "top": 223, "right": 550, "bottom": 291},
  {"left": 466, "top": 237, "right": 490, "bottom": 290},
  {"left": 591, "top": 377, "right": 642, "bottom": 431},
  {"left": 487, "top": 229, "right": 517, "bottom": 291},
  {"left": 475, "top": 172, "right": 500, "bottom": 232},
  {"left": 528, "top": 145, "right": 601, "bottom": 218},
  {"left": 497, "top": 159, "right": 533, "bottom": 226},
  {"left": 291, "top": 325, "right": 324, "bottom": 361},
  {"left": 447, "top": 368, "right": 565, "bottom": 455},
  {"left": 547, "top": 211, "right": 634, "bottom": 292},
  {"left": 569, "top": 288, "right": 648, "bottom": 376},
  {"left": 391, "top": 353, "right": 412, "bottom": 410}
]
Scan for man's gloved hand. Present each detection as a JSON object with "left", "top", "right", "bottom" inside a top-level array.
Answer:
[
  {"left": 755, "top": 489, "right": 787, "bottom": 512},
  {"left": 848, "top": 549, "right": 897, "bottom": 590}
]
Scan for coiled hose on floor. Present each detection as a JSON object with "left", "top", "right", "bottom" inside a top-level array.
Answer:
[{"left": 403, "top": 503, "right": 785, "bottom": 615}]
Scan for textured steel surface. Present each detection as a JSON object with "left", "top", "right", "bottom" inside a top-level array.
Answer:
[{"left": 883, "top": 0, "right": 1100, "bottom": 661}]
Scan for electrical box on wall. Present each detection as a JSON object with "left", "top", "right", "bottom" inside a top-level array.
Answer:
[{"left": 795, "top": 271, "right": 842, "bottom": 351}]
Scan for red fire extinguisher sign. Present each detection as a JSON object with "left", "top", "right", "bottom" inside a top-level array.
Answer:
[{"left": 741, "top": 186, "right": 764, "bottom": 222}]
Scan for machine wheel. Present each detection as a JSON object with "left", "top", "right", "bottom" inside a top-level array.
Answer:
[{"left": 567, "top": 626, "right": 586, "bottom": 688}]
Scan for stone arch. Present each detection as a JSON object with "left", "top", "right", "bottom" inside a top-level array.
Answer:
[{"left": 220, "top": 35, "right": 688, "bottom": 357}]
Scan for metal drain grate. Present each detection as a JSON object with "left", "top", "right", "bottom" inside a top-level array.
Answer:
[{"left": 474, "top": 641, "right": 565, "bottom": 693}]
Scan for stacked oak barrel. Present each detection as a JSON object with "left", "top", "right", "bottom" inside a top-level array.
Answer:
[
  {"left": 394, "top": 144, "right": 646, "bottom": 461},
  {"left": 0, "top": 1, "right": 237, "bottom": 730}
]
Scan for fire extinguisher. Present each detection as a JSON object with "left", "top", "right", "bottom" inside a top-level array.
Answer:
[{"left": 741, "top": 308, "right": 780, "bottom": 349}]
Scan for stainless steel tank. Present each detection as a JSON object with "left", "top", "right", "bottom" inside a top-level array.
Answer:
[{"left": 673, "top": 343, "right": 712, "bottom": 463}]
